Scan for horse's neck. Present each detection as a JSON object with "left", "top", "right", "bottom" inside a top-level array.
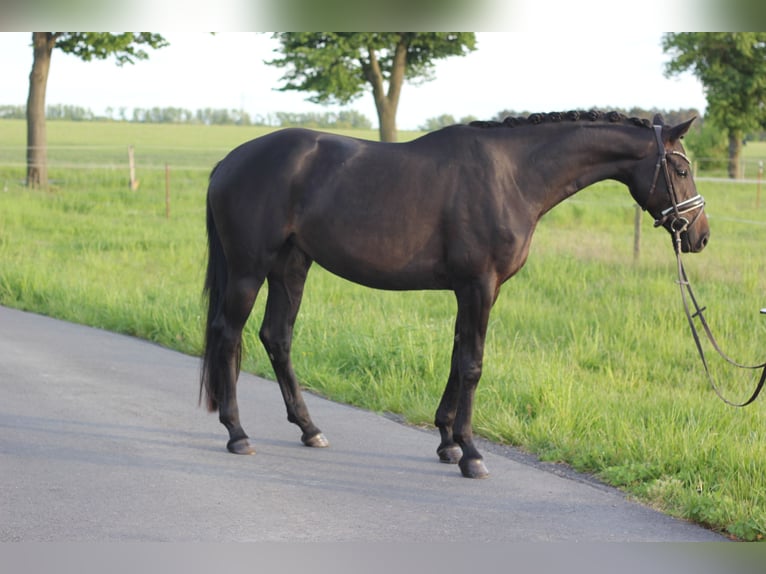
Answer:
[{"left": 517, "top": 125, "right": 653, "bottom": 217}]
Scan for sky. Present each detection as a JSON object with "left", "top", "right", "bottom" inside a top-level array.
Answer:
[{"left": 0, "top": 31, "right": 707, "bottom": 131}]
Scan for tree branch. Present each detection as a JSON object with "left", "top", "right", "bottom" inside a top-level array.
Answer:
[
  {"left": 386, "top": 35, "right": 410, "bottom": 112},
  {"left": 365, "top": 46, "right": 386, "bottom": 107}
]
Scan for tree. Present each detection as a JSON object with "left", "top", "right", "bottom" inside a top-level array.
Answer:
[
  {"left": 26, "top": 33, "right": 168, "bottom": 188},
  {"left": 419, "top": 113, "right": 457, "bottom": 131},
  {"left": 662, "top": 33, "right": 766, "bottom": 178},
  {"left": 266, "top": 33, "right": 476, "bottom": 142},
  {"left": 683, "top": 121, "right": 728, "bottom": 174}
]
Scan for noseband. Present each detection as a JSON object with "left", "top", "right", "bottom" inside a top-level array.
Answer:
[{"left": 647, "top": 125, "right": 705, "bottom": 233}]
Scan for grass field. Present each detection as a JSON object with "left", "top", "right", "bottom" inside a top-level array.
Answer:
[{"left": 2, "top": 119, "right": 766, "bottom": 540}]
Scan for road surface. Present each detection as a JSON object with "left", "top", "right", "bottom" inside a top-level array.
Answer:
[{"left": 0, "top": 305, "right": 725, "bottom": 542}]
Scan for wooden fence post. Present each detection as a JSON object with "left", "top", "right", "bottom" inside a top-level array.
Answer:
[
  {"left": 128, "top": 145, "right": 139, "bottom": 191},
  {"left": 633, "top": 204, "right": 642, "bottom": 263},
  {"left": 165, "top": 163, "right": 170, "bottom": 219}
]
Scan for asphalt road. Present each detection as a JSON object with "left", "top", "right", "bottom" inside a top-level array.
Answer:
[{"left": 0, "top": 305, "right": 725, "bottom": 542}]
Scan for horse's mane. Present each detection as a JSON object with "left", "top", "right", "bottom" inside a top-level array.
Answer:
[{"left": 468, "top": 110, "right": 652, "bottom": 130}]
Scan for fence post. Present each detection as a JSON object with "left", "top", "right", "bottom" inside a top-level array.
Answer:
[
  {"left": 128, "top": 145, "right": 139, "bottom": 191},
  {"left": 633, "top": 203, "right": 642, "bottom": 263},
  {"left": 165, "top": 163, "right": 170, "bottom": 219}
]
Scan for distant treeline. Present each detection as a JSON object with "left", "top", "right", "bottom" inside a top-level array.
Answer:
[
  {"left": 3, "top": 103, "right": 765, "bottom": 142},
  {"left": 0, "top": 104, "right": 373, "bottom": 129},
  {"left": 0, "top": 104, "right": 104, "bottom": 121}
]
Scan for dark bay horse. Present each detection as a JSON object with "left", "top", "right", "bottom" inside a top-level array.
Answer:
[{"left": 200, "top": 111, "right": 709, "bottom": 478}]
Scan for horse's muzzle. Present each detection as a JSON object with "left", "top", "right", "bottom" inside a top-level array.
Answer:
[{"left": 680, "top": 229, "right": 709, "bottom": 253}]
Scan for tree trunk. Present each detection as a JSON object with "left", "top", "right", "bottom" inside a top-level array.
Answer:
[
  {"left": 27, "top": 33, "right": 56, "bottom": 189},
  {"left": 375, "top": 101, "right": 397, "bottom": 143},
  {"left": 366, "top": 36, "right": 409, "bottom": 142},
  {"left": 728, "top": 130, "right": 742, "bottom": 179}
]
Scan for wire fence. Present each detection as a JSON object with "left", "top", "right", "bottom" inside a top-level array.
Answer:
[
  {"left": 2, "top": 144, "right": 765, "bottom": 216},
  {"left": 694, "top": 157, "right": 766, "bottom": 182},
  {"left": 2, "top": 144, "right": 764, "bottom": 257},
  {"left": 3, "top": 145, "right": 765, "bottom": 177},
  {"left": 0, "top": 145, "right": 227, "bottom": 172}
]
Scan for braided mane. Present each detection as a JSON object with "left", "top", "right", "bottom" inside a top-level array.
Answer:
[{"left": 468, "top": 110, "right": 652, "bottom": 130}]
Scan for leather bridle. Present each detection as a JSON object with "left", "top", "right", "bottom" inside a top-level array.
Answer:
[{"left": 647, "top": 125, "right": 706, "bottom": 234}]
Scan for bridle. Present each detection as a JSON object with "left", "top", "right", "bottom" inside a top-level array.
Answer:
[
  {"left": 646, "top": 125, "right": 706, "bottom": 234},
  {"left": 646, "top": 125, "right": 766, "bottom": 406}
]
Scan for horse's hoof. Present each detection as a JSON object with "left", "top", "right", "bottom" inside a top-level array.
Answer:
[
  {"left": 459, "top": 457, "right": 489, "bottom": 479},
  {"left": 227, "top": 438, "right": 255, "bottom": 455},
  {"left": 437, "top": 445, "right": 462, "bottom": 464},
  {"left": 302, "top": 432, "right": 330, "bottom": 448}
]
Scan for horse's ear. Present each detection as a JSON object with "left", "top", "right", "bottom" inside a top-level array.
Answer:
[
  {"left": 667, "top": 117, "right": 696, "bottom": 142},
  {"left": 652, "top": 113, "right": 665, "bottom": 126}
]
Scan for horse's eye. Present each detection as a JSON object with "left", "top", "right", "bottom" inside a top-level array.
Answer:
[{"left": 677, "top": 169, "right": 688, "bottom": 178}]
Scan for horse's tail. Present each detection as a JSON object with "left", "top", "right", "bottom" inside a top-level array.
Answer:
[{"left": 199, "top": 163, "right": 232, "bottom": 412}]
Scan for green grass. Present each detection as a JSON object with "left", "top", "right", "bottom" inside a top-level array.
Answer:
[{"left": 2, "top": 120, "right": 766, "bottom": 540}]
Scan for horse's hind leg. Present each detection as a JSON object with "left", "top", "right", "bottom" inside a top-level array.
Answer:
[
  {"left": 259, "top": 244, "right": 328, "bottom": 448},
  {"left": 216, "top": 275, "right": 262, "bottom": 455}
]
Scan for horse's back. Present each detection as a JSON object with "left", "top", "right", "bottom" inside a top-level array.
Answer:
[
  {"left": 206, "top": 126, "right": 532, "bottom": 290},
  {"left": 210, "top": 128, "right": 327, "bottom": 190}
]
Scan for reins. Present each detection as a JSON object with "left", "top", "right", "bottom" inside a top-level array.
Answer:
[
  {"left": 672, "top": 233, "right": 766, "bottom": 407},
  {"left": 648, "top": 122, "right": 766, "bottom": 407},
  {"left": 645, "top": 124, "right": 765, "bottom": 406}
]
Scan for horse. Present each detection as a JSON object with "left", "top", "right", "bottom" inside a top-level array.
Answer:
[{"left": 200, "top": 111, "right": 709, "bottom": 479}]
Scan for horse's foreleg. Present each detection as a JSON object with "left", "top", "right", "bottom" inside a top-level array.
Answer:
[
  {"left": 260, "top": 246, "right": 328, "bottom": 448},
  {"left": 450, "top": 278, "right": 496, "bottom": 479},
  {"left": 217, "top": 276, "right": 260, "bottom": 455},
  {"left": 434, "top": 329, "right": 462, "bottom": 464}
]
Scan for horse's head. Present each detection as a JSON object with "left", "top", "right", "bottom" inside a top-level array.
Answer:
[{"left": 631, "top": 114, "right": 709, "bottom": 253}]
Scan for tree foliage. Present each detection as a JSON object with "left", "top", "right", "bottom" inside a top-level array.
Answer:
[
  {"left": 662, "top": 32, "right": 766, "bottom": 178},
  {"left": 273, "top": 110, "right": 372, "bottom": 129},
  {"left": 419, "top": 113, "right": 479, "bottom": 131},
  {"left": 266, "top": 32, "right": 476, "bottom": 142},
  {"left": 55, "top": 33, "right": 168, "bottom": 65}
]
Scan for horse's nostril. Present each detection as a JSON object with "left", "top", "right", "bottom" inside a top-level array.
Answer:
[{"left": 700, "top": 233, "right": 709, "bottom": 249}]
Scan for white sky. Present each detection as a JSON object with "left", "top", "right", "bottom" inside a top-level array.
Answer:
[{"left": 0, "top": 31, "right": 706, "bottom": 130}]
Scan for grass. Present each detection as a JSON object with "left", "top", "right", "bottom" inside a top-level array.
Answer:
[{"left": 2, "top": 120, "right": 766, "bottom": 540}]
